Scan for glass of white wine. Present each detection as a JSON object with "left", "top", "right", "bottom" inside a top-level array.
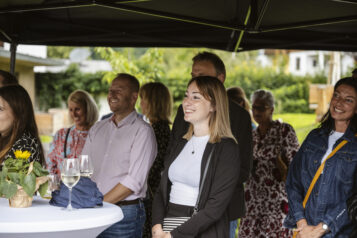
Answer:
[
  {"left": 60, "top": 158, "right": 80, "bottom": 211},
  {"left": 80, "top": 155, "right": 93, "bottom": 178}
]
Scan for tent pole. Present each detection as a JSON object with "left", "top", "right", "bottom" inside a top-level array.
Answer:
[
  {"left": 10, "top": 42, "right": 17, "bottom": 74},
  {"left": 234, "top": 6, "right": 251, "bottom": 52}
]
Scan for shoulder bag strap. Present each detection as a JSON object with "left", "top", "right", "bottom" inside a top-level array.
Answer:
[
  {"left": 63, "top": 127, "right": 71, "bottom": 158},
  {"left": 302, "top": 139, "right": 348, "bottom": 208},
  {"left": 292, "top": 134, "right": 355, "bottom": 238},
  {"left": 192, "top": 144, "right": 216, "bottom": 216}
]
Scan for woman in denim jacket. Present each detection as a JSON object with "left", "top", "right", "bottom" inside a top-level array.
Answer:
[{"left": 285, "top": 77, "right": 357, "bottom": 238}]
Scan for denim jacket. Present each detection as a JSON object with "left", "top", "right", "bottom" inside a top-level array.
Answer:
[{"left": 284, "top": 127, "right": 357, "bottom": 237}]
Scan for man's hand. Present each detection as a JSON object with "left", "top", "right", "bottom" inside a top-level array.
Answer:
[{"left": 103, "top": 183, "right": 133, "bottom": 203}]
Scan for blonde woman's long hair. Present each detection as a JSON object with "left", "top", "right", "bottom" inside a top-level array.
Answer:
[
  {"left": 139, "top": 82, "right": 172, "bottom": 124},
  {"left": 68, "top": 90, "right": 99, "bottom": 129},
  {"left": 183, "top": 76, "right": 237, "bottom": 144}
]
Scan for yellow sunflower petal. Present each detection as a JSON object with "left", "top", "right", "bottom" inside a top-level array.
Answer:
[{"left": 14, "top": 150, "right": 32, "bottom": 159}]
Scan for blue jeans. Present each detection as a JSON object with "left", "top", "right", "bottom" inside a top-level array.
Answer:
[
  {"left": 229, "top": 220, "right": 238, "bottom": 238},
  {"left": 97, "top": 200, "right": 146, "bottom": 238}
]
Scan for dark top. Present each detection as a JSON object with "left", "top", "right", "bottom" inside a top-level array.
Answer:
[
  {"left": 4, "top": 132, "right": 42, "bottom": 163},
  {"left": 143, "top": 120, "right": 171, "bottom": 238},
  {"left": 170, "top": 99, "right": 253, "bottom": 219},
  {"left": 148, "top": 120, "right": 171, "bottom": 197},
  {"left": 152, "top": 138, "right": 240, "bottom": 238}
]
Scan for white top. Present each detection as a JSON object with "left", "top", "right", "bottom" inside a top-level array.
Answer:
[
  {"left": 0, "top": 196, "right": 123, "bottom": 238},
  {"left": 169, "top": 135, "right": 209, "bottom": 206},
  {"left": 320, "top": 131, "right": 344, "bottom": 173}
]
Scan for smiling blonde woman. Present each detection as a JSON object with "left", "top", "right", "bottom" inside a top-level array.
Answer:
[
  {"left": 46, "top": 89, "right": 98, "bottom": 175},
  {"left": 152, "top": 76, "right": 239, "bottom": 238}
]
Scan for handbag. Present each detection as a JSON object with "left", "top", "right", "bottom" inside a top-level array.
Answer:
[
  {"left": 292, "top": 137, "right": 351, "bottom": 238},
  {"left": 162, "top": 145, "right": 216, "bottom": 232}
]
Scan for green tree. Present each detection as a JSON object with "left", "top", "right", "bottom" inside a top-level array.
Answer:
[{"left": 35, "top": 64, "right": 108, "bottom": 111}]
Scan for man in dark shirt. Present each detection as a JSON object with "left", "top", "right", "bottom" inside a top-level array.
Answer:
[{"left": 170, "top": 52, "right": 253, "bottom": 238}]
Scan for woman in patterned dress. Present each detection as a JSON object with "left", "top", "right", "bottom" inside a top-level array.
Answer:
[
  {"left": 0, "top": 85, "right": 44, "bottom": 166},
  {"left": 46, "top": 90, "right": 98, "bottom": 175},
  {"left": 239, "top": 89, "right": 299, "bottom": 238},
  {"left": 140, "top": 82, "right": 172, "bottom": 238}
]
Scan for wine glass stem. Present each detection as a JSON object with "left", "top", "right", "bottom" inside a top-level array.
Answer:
[{"left": 68, "top": 187, "right": 73, "bottom": 210}]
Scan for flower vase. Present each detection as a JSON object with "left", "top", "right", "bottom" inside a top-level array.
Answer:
[
  {"left": 9, "top": 186, "right": 33, "bottom": 208},
  {"left": 8, "top": 176, "right": 48, "bottom": 208}
]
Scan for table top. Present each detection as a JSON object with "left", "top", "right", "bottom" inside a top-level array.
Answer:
[{"left": 0, "top": 196, "right": 123, "bottom": 233}]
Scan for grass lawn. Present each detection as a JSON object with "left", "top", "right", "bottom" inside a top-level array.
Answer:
[
  {"left": 40, "top": 135, "right": 53, "bottom": 144},
  {"left": 273, "top": 113, "right": 318, "bottom": 144},
  {"left": 39, "top": 113, "right": 318, "bottom": 146}
]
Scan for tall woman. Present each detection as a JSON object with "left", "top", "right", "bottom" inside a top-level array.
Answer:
[
  {"left": 152, "top": 76, "right": 240, "bottom": 238},
  {"left": 239, "top": 89, "right": 299, "bottom": 238},
  {"left": 140, "top": 82, "right": 172, "bottom": 238},
  {"left": 0, "top": 85, "right": 44, "bottom": 165},
  {"left": 46, "top": 89, "right": 98, "bottom": 174},
  {"left": 285, "top": 77, "right": 357, "bottom": 237}
]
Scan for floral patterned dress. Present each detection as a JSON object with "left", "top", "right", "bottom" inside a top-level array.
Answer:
[
  {"left": 143, "top": 120, "right": 171, "bottom": 238},
  {"left": 46, "top": 126, "right": 88, "bottom": 175},
  {"left": 239, "top": 120, "right": 299, "bottom": 238}
]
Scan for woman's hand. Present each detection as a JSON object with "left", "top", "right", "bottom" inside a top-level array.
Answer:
[
  {"left": 152, "top": 224, "right": 165, "bottom": 238},
  {"left": 296, "top": 220, "right": 327, "bottom": 238}
]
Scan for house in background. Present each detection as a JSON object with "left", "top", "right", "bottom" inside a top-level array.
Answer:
[
  {"left": 0, "top": 42, "right": 62, "bottom": 106},
  {"left": 288, "top": 51, "right": 355, "bottom": 79},
  {"left": 256, "top": 49, "right": 355, "bottom": 78}
]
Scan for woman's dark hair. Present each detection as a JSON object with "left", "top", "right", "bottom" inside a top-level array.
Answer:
[
  {"left": 320, "top": 77, "right": 357, "bottom": 133},
  {"left": 0, "top": 85, "right": 44, "bottom": 164}
]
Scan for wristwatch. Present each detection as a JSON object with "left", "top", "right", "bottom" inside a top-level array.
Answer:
[{"left": 322, "top": 223, "right": 329, "bottom": 232}]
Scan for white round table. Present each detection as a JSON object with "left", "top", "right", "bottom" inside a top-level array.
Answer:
[{"left": 0, "top": 197, "right": 123, "bottom": 238}]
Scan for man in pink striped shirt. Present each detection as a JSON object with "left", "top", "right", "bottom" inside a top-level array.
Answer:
[{"left": 82, "top": 73, "right": 157, "bottom": 238}]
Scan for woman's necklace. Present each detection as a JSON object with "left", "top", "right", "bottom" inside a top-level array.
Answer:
[{"left": 191, "top": 138, "right": 195, "bottom": 154}]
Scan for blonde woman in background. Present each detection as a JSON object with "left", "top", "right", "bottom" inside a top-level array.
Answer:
[
  {"left": 227, "top": 86, "right": 256, "bottom": 129},
  {"left": 46, "top": 89, "right": 98, "bottom": 175},
  {"left": 227, "top": 86, "right": 250, "bottom": 112},
  {"left": 140, "top": 82, "right": 172, "bottom": 238}
]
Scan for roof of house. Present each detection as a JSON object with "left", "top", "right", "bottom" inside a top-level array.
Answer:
[{"left": 0, "top": 48, "right": 63, "bottom": 67}]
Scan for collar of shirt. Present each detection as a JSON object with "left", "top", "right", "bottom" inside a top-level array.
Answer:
[{"left": 110, "top": 110, "right": 137, "bottom": 128}]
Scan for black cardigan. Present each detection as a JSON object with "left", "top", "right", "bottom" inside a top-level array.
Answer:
[
  {"left": 152, "top": 137, "right": 240, "bottom": 238},
  {"left": 170, "top": 100, "right": 253, "bottom": 219}
]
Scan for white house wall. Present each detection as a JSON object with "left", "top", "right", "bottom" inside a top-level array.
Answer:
[{"left": 289, "top": 51, "right": 354, "bottom": 77}]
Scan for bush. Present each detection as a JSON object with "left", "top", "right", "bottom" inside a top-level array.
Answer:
[{"left": 35, "top": 64, "right": 108, "bottom": 111}]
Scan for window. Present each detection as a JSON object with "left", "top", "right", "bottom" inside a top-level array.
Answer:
[
  {"left": 312, "top": 59, "right": 317, "bottom": 67},
  {"left": 296, "top": 57, "right": 300, "bottom": 71}
]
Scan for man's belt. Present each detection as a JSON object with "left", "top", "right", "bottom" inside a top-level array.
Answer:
[{"left": 115, "top": 198, "right": 141, "bottom": 206}]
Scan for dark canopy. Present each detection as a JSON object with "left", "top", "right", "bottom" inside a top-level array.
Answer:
[{"left": 0, "top": 0, "right": 357, "bottom": 52}]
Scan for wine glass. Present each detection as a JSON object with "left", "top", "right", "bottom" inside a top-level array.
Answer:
[
  {"left": 43, "top": 173, "right": 60, "bottom": 199},
  {"left": 60, "top": 158, "right": 80, "bottom": 211},
  {"left": 80, "top": 155, "right": 93, "bottom": 178}
]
